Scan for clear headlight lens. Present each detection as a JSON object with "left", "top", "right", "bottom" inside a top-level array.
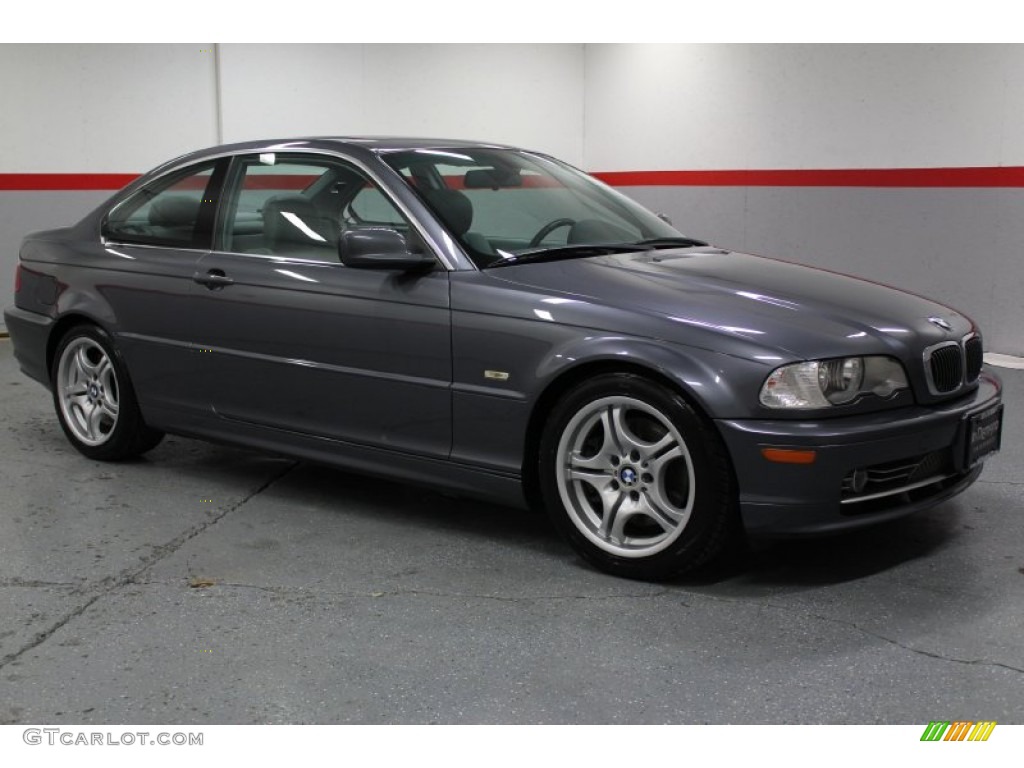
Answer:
[
  {"left": 759, "top": 356, "right": 908, "bottom": 409},
  {"left": 817, "top": 357, "right": 864, "bottom": 404}
]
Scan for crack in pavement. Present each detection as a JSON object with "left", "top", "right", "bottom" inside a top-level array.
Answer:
[
  {"left": 4, "top": 456, "right": 1020, "bottom": 679},
  {"left": 804, "top": 611, "right": 1024, "bottom": 675},
  {"left": 131, "top": 579, "right": 672, "bottom": 603},
  {"left": 668, "top": 588, "right": 1024, "bottom": 676},
  {"left": 0, "top": 461, "right": 296, "bottom": 671},
  {"left": 106, "top": 578, "right": 1023, "bottom": 675}
]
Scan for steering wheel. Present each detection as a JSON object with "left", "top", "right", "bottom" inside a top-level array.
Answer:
[{"left": 529, "top": 218, "right": 576, "bottom": 247}]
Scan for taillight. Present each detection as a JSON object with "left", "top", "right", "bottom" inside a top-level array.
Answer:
[{"left": 14, "top": 263, "right": 22, "bottom": 293}]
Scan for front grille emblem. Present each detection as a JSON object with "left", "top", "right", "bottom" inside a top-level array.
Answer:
[{"left": 928, "top": 316, "right": 952, "bottom": 331}]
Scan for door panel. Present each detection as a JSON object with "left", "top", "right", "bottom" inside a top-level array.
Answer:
[{"left": 192, "top": 252, "right": 452, "bottom": 458}]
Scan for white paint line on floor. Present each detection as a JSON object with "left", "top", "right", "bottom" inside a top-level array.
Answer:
[{"left": 985, "top": 352, "right": 1024, "bottom": 370}]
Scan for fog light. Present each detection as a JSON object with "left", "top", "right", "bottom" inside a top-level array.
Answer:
[{"left": 849, "top": 469, "right": 869, "bottom": 493}]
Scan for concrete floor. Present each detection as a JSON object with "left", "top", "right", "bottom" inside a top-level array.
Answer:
[{"left": 0, "top": 337, "right": 1021, "bottom": 724}]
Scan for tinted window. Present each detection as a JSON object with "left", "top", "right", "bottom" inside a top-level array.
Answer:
[
  {"left": 346, "top": 186, "right": 407, "bottom": 227},
  {"left": 104, "top": 163, "right": 217, "bottom": 248},
  {"left": 219, "top": 153, "right": 411, "bottom": 262},
  {"left": 382, "top": 149, "right": 683, "bottom": 268}
]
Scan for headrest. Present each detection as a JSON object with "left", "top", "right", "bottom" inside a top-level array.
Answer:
[
  {"left": 263, "top": 194, "right": 320, "bottom": 218},
  {"left": 148, "top": 195, "right": 201, "bottom": 227},
  {"left": 263, "top": 195, "right": 334, "bottom": 245},
  {"left": 422, "top": 188, "right": 473, "bottom": 236}
]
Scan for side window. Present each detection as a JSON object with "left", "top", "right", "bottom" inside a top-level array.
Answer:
[
  {"left": 345, "top": 186, "right": 407, "bottom": 228},
  {"left": 219, "top": 153, "right": 412, "bottom": 262},
  {"left": 104, "top": 163, "right": 217, "bottom": 248}
]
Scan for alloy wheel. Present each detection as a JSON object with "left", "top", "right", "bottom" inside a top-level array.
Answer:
[
  {"left": 554, "top": 395, "right": 696, "bottom": 558},
  {"left": 56, "top": 337, "right": 120, "bottom": 446}
]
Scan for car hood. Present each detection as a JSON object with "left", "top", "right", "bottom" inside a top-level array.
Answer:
[{"left": 487, "top": 249, "right": 974, "bottom": 361}]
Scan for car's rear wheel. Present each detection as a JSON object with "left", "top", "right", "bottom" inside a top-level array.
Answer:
[
  {"left": 52, "top": 325, "right": 164, "bottom": 461},
  {"left": 539, "top": 373, "right": 738, "bottom": 580}
]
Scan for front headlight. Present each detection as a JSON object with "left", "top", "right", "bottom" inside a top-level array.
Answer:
[{"left": 759, "top": 356, "right": 909, "bottom": 409}]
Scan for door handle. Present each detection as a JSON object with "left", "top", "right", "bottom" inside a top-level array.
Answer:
[{"left": 193, "top": 269, "right": 234, "bottom": 290}]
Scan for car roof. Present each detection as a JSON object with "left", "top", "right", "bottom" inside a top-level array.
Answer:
[
  {"left": 316, "top": 136, "right": 518, "bottom": 151},
  {"left": 147, "top": 137, "right": 529, "bottom": 177},
  {"left": 173, "top": 136, "right": 519, "bottom": 162}
]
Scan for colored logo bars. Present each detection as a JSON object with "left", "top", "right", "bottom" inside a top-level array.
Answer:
[{"left": 920, "top": 721, "right": 997, "bottom": 742}]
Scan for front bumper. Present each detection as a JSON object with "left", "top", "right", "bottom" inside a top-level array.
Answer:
[{"left": 716, "top": 371, "right": 1003, "bottom": 536}]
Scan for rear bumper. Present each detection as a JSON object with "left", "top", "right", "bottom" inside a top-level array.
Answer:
[
  {"left": 716, "top": 371, "right": 1003, "bottom": 536},
  {"left": 3, "top": 305, "right": 53, "bottom": 386}
]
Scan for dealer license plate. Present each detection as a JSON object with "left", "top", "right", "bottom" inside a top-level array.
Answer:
[{"left": 965, "top": 404, "right": 1003, "bottom": 468}]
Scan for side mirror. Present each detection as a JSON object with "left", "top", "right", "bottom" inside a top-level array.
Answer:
[
  {"left": 656, "top": 213, "right": 673, "bottom": 226},
  {"left": 339, "top": 227, "right": 435, "bottom": 271}
]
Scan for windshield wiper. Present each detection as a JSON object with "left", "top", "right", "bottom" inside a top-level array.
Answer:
[
  {"left": 629, "top": 236, "right": 708, "bottom": 249},
  {"left": 484, "top": 237, "right": 710, "bottom": 269},
  {"left": 485, "top": 243, "right": 646, "bottom": 268}
]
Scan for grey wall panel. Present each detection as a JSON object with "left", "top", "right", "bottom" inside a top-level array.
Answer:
[
  {"left": 0, "top": 191, "right": 112, "bottom": 326},
  {"left": 623, "top": 185, "right": 1023, "bottom": 356}
]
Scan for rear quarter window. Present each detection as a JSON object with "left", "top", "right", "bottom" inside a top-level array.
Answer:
[{"left": 104, "top": 162, "right": 218, "bottom": 248}]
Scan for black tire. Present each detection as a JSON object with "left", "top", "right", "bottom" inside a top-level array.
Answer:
[
  {"left": 50, "top": 324, "right": 164, "bottom": 461},
  {"left": 539, "top": 372, "right": 738, "bottom": 581}
]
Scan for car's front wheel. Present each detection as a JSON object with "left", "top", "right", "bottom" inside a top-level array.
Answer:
[
  {"left": 539, "top": 373, "right": 738, "bottom": 580},
  {"left": 51, "top": 325, "right": 164, "bottom": 461}
]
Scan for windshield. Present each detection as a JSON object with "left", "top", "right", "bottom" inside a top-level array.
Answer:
[{"left": 379, "top": 148, "right": 690, "bottom": 268}]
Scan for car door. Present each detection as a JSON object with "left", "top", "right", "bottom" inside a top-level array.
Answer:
[
  {"left": 99, "top": 158, "right": 228, "bottom": 416},
  {"left": 190, "top": 151, "right": 453, "bottom": 458}
]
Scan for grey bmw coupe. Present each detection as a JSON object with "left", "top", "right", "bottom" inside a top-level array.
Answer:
[{"left": 4, "top": 137, "right": 1004, "bottom": 580}]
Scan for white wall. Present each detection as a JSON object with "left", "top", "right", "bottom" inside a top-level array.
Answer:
[
  {"left": 584, "top": 44, "right": 1024, "bottom": 171},
  {"left": 5, "top": 43, "right": 1019, "bottom": 176},
  {"left": 219, "top": 44, "right": 585, "bottom": 165},
  {"left": 11, "top": 43, "right": 1017, "bottom": 177},
  {"left": 0, "top": 43, "right": 583, "bottom": 174},
  {"left": 0, "top": 44, "right": 219, "bottom": 173}
]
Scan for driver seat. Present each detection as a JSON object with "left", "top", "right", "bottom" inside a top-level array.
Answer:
[{"left": 422, "top": 188, "right": 495, "bottom": 257}]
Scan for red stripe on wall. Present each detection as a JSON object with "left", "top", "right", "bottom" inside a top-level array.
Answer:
[
  {"left": 443, "top": 174, "right": 562, "bottom": 189},
  {"left": 0, "top": 173, "right": 140, "bottom": 191},
  {"left": 242, "top": 175, "right": 318, "bottom": 190},
  {"left": 592, "top": 167, "right": 1024, "bottom": 188},
  {"left": 4, "top": 166, "right": 1024, "bottom": 191}
]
